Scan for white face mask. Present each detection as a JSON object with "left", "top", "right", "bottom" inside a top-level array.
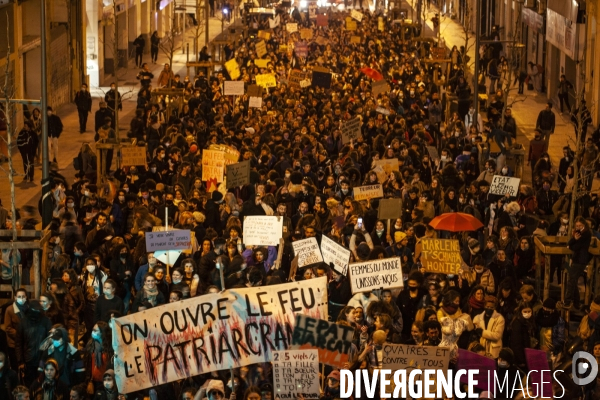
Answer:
[
  {"left": 498, "top": 361, "right": 508, "bottom": 368},
  {"left": 86, "top": 265, "right": 95, "bottom": 273},
  {"left": 522, "top": 311, "right": 532, "bottom": 319},
  {"left": 502, "top": 168, "right": 508, "bottom": 174},
  {"left": 84, "top": 190, "right": 90, "bottom": 197},
  {"left": 118, "top": 196, "right": 125, "bottom": 202}
]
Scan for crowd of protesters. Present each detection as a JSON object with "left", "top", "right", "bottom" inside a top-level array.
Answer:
[{"left": 2, "top": 3, "right": 600, "bottom": 400}]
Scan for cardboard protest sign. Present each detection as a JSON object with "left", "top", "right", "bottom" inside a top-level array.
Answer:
[
  {"left": 350, "top": 36, "right": 361, "bottom": 44},
  {"left": 255, "top": 73, "right": 277, "bottom": 89},
  {"left": 247, "top": 84, "right": 262, "bottom": 97},
  {"left": 300, "top": 79, "right": 311, "bottom": 88},
  {"left": 315, "top": 36, "right": 328, "bottom": 45},
  {"left": 341, "top": 117, "right": 361, "bottom": 144},
  {"left": 295, "top": 42, "right": 308, "bottom": 58},
  {"left": 431, "top": 46, "right": 446, "bottom": 60},
  {"left": 489, "top": 175, "right": 520, "bottom": 196},
  {"left": 353, "top": 184, "right": 384, "bottom": 201},
  {"left": 256, "top": 40, "right": 268, "bottom": 58},
  {"left": 348, "top": 257, "right": 403, "bottom": 294},
  {"left": 291, "top": 315, "right": 354, "bottom": 368},
  {"left": 378, "top": 16, "right": 385, "bottom": 31},
  {"left": 255, "top": 58, "right": 270, "bottom": 69},
  {"left": 120, "top": 146, "right": 147, "bottom": 166},
  {"left": 346, "top": 20, "right": 357, "bottom": 31},
  {"left": 226, "top": 160, "right": 251, "bottom": 189},
  {"left": 113, "top": 278, "right": 329, "bottom": 393},
  {"left": 426, "top": 146, "right": 439, "bottom": 160},
  {"left": 268, "top": 15, "right": 280, "bottom": 28},
  {"left": 223, "top": 81, "right": 245, "bottom": 96},
  {"left": 243, "top": 216, "right": 283, "bottom": 246},
  {"left": 525, "top": 349, "right": 553, "bottom": 398},
  {"left": 383, "top": 344, "right": 451, "bottom": 398},
  {"left": 249, "top": 96, "right": 263, "bottom": 108},
  {"left": 316, "top": 14, "right": 328, "bottom": 26},
  {"left": 373, "top": 158, "right": 399, "bottom": 174},
  {"left": 286, "top": 23, "right": 298, "bottom": 33},
  {"left": 202, "top": 149, "right": 225, "bottom": 183},
  {"left": 144, "top": 230, "right": 191, "bottom": 251},
  {"left": 320, "top": 235, "right": 351, "bottom": 275},
  {"left": 351, "top": 9, "right": 363, "bottom": 22},
  {"left": 292, "top": 237, "right": 324, "bottom": 267},
  {"left": 457, "top": 349, "right": 496, "bottom": 390},
  {"left": 273, "top": 350, "right": 320, "bottom": 400},
  {"left": 258, "top": 30, "right": 272, "bottom": 40},
  {"left": 288, "top": 69, "right": 310, "bottom": 88},
  {"left": 376, "top": 106, "right": 390, "bottom": 115},
  {"left": 372, "top": 80, "right": 390, "bottom": 96},
  {"left": 308, "top": 3, "right": 317, "bottom": 19},
  {"left": 378, "top": 199, "right": 403, "bottom": 219},
  {"left": 300, "top": 28, "right": 313, "bottom": 40},
  {"left": 208, "top": 144, "right": 239, "bottom": 165},
  {"left": 420, "top": 238, "right": 462, "bottom": 274},
  {"left": 224, "top": 58, "right": 240, "bottom": 80}
]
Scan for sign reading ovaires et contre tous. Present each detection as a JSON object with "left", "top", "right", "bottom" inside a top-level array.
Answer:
[{"left": 112, "top": 278, "right": 328, "bottom": 393}]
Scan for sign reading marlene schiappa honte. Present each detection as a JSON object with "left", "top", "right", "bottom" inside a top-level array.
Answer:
[
  {"left": 348, "top": 257, "right": 403, "bottom": 294},
  {"left": 420, "top": 238, "right": 462, "bottom": 274}
]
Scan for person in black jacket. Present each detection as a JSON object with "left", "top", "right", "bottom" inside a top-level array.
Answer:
[
  {"left": 47, "top": 106, "right": 63, "bottom": 163},
  {"left": 150, "top": 31, "right": 160, "bottom": 63},
  {"left": 396, "top": 272, "right": 426, "bottom": 341},
  {"left": 17, "top": 120, "right": 39, "bottom": 183},
  {"left": 94, "top": 102, "right": 113, "bottom": 137},
  {"left": 509, "top": 301, "right": 536, "bottom": 370},
  {"left": 563, "top": 217, "right": 593, "bottom": 310},
  {"left": 0, "top": 352, "right": 18, "bottom": 399},
  {"left": 74, "top": 83, "right": 92, "bottom": 133},
  {"left": 94, "top": 279, "right": 124, "bottom": 323},
  {"left": 30, "top": 359, "right": 70, "bottom": 400},
  {"left": 133, "top": 35, "right": 145, "bottom": 67},
  {"left": 16, "top": 300, "right": 52, "bottom": 387}
]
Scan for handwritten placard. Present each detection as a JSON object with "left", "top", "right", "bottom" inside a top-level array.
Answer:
[
  {"left": 256, "top": 73, "right": 277, "bottom": 88},
  {"left": 341, "top": 117, "right": 361, "bottom": 144},
  {"left": 268, "top": 15, "right": 280, "bottom": 28},
  {"left": 224, "top": 58, "right": 240, "bottom": 80},
  {"left": 320, "top": 235, "right": 351, "bottom": 275},
  {"left": 243, "top": 216, "right": 283, "bottom": 246},
  {"left": 426, "top": 146, "right": 439, "bottom": 160},
  {"left": 351, "top": 9, "right": 363, "bottom": 22},
  {"left": 300, "top": 28, "right": 313, "bottom": 40},
  {"left": 292, "top": 237, "right": 324, "bottom": 268},
  {"left": 489, "top": 175, "right": 521, "bottom": 196},
  {"left": 255, "top": 58, "right": 271, "bottom": 69},
  {"left": 372, "top": 79, "right": 390, "bottom": 96},
  {"left": 120, "top": 146, "right": 147, "bottom": 166},
  {"left": 223, "top": 81, "right": 245, "bottom": 96},
  {"left": 273, "top": 350, "right": 320, "bottom": 400},
  {"left": 348, "top": 257, "right": 403, "bottom": 294},
  {"left": 226, "top": 160, "right": 251, "bottom": 189},
  {"left": 420, "top": 238, "right": 462, "bottom": 274},
  {"left": 316, "top": 14, "right": 328, "bottom": 27},
  {"left": 249, "top": 96, "right": 263, "bottom": 108},
  {"left": 353, "top": 184, "right": 384, "bottom": 201},
  {"left": 295, "top": 42, "right": 308, "bottom": 58},
  {"left": 256, "top": 40, "right": 268, "bottom": 58},
  {"left": 144, "top": 230, "right": 191, "bottom": 251},
  {"left": 346, "top": 20, "right": 357, "bottom": 31},
  {"left": 376, "top": 106, "right": 391, "bottom": 115},
  {"left": 258, "top": 30, "right": 272, "bottom": 40},
  {"left": 350, "top": 36, "right": 362, "bottom": 44},
  {"left": 286, "top": 23, "right": 298, "bottom": 33},
  {"left": 202, "top": 149, "right": 225, "bottom": 182},
  {"left": 373, "top": 158, "right": 399, "bottom": 174}
]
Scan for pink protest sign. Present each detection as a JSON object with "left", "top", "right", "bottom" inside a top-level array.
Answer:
[
  {"left": 457, "top": 349, "right": 496, "bottom": 390},
  {"left": 525, "top": 349, "right": 553, "bottom": 398}
]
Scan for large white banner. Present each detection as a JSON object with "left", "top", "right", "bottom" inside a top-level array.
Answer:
[
  {"left": 546, "top": 8, "right": 576, "bottom": 60},
  {"left": 112, "top": 278, "right": 328, "bottom": 393}
]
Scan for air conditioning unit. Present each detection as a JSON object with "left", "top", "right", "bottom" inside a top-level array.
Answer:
[{"left": 524, "top": 0, "right": 535, "bottom": 8}]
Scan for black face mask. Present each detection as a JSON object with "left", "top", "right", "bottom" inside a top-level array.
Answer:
[
  {"left": 409, "top": 286, "right": 419, "bottom": 292},
  {"left": 166, "top": 200, "right": 173, "bottom": 205},
  {"left": 484, "top": 308, "right": 494, "bottom": 316}
]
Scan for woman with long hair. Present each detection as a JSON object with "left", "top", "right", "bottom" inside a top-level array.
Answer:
[
  {"left": 40, "top": 292, "right": 65, "bottom": 326},
  {"left": 131, "top": 273, "right": 166, "bottom": 312},
  {"left": 509, "top": 301, "right": 537, "bottom": 369},
  {"left": 85, "top": 322, "right": 113, "bottom": 392},
  {"left": 80, "top": 258, "right": 107, "bottom": 343},
  {"left": 30, "top": 359, "right": 70, "bottom": 400}
]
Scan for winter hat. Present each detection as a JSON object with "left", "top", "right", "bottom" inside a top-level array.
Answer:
[
  {"left": 211, "top": 191, "right": 224, "bottom": 203},
  {"left": 207, "top": 379, "right": 225, "bottom": 395},
  {"left": 542, "top": 298, "right": 557, "bottom": 310},
  {"left": 468, "top": 238, "right": 480, "bottom": 250},
  {"left": 394, "top": 231, "right": 407, "bottom": 242},
  {"left": 357, "top": 243, "right": 371, "bottom": 260},
  {"left": 498, "top": 348, "right": 514, "bottom": 365}
]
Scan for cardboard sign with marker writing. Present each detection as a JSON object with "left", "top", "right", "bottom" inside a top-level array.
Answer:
[
  {"left": 286, "top": 23, "right": 298, "bottom": 33},
  {"left": 427, "top": 146, "right": 439, "bottom": 160},
  {"left": 320, "top": 235, "right": 351, "bottom": 275},
  {"left": 489, "top": 175, "right": 520, "bottom": 196},
  {"left": 348, "top": 257, "right": 403, "bottom": 294},
  {"left": 121, "top": 146, "right": 147, "bottom": 166},
  {"left": 226, "top": 160, "right": 251, "bottom": 189},
  {"left": 350, "top": 36, "right": 361, "bottom": 44},
  {"left": 273, "top": 350, "right": 320, "bottom": 400},
  {"left": 288, "top": 69, "right": 311, "bottom": 88},
  {"left": 247, "top": 84, "right": 262, "bottom": 97},
  {"left": 431, "top": 46, "right": 447, "bottom": 60},
  {"left": 291, "top": 315, "right": 353, "bottom": 368},
  {"left": 243, "top": 216, "right": 283, "bottom": 246},
  {"left": 372, "top": 80, "right": 390, "bottom": 96},
  {"left": 295, "top": 42, "right": 308, "bottom": 58},
  {"left": 256, "top": 40, "right": 268, "bottom": 58},
  {"left": 249, "top": 96, "right": 263, "bottom": 108},
  {"left": 300, "top": 28, "right": 313, "bottom": 40},
  {"left": 420, "top": 238, "right": 462, "bottom": 274},
  {"left": 341, "top": 117, "right": 361, "bottom": 144},
  {"left": 202, "top": 149, "right": 225, "bottom": 183},
  {"left": 353, "top": 184, "right": 384, "bottom": 201},
  {"left": 373, "top": 158, "right": 399, "bottom": 174},
  {"left": 255, "top": 73, "right": 277, "bottom": 88},
  {"left": 268, "top": 15, "right": 280, "bottom": 28},
  {"left": 315, "top": 36, "right": 328, "bottom": 45},
  {"left": 351, "top": 9, "right": 363, "bottom": 22},
  {"left": 255, "top": 58, "right": 270, "bottom": 69},
  {"left": 308, "top": 3, "right": 317, "bottom": 19},
  {"left": 292, "top": 237, "right": 324, "bottom": 268},
  {"left": 145, "top": 230, "right": 192, "bottom": 251},
  {"left": 346, "top": 20, "right": 357, "bottom": 31},
  {"left": 258, "top": 30, "right": 271, "bottom": 40},
  {"left": 223, "top": 81, "right": 245, "bottom": 96},
  {"left": 378, "top": 198, "right": 403, "bottom": 219},
  {"left": 376, "top": 106, "right": 390, "bottom": 115}
]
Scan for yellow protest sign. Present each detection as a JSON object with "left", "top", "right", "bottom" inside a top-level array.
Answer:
[
  {"left": 202, "top": 149, "right": 225, "bottom": 183},
  {"left": 420, "top": 239, "right": 462, "bottom": 274},
  {"left": 300, "top": 28, "right": 313, "bottom": 40},
  {"left": 255, "top": 58, "right": 271, "bottom": 69},
  {"left": 378, "top": 17, "right": 385, "bottom": 31},
  {"left": 256, "top": 40, "right": 267, "bottom": 58},
  {"left": 255, "top": 73, "right": 277, "bottom": 88},
  {"left": 224, "top": 58, "right": 240, "bottom": 80},
  {"left": 350, "top": 36, "right": 361, "bottom": 44},
  {"left": 346, "top": 20, "right": 357, "bottom": 31},
  {"left": 120, "top": 146, "right": 147, "bottom": 166},
  {"left": 258, "top": 30, "right": 271, "bottom": 40}
]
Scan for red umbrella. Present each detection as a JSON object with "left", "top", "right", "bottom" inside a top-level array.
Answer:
[
  {"left": 429, "top": 212, "right": 484, "bottom": 232},
  {"left": 360, "top": 67, "right": 384, "bottom": 81}
]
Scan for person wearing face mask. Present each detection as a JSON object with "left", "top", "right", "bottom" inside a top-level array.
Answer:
[
  {"left": 80, "top": 259, "right": 108, "bottom": 344},
  {"left": 494, "top": 348, "right": 524, "bottom": 399},
  {"left": 515, "top": 237, "right": 535, "bottom": 280},
  {"left": 472, "top": 295, "right": 505, "bottom": 358},
  {"left": 396, "top": 272, "right": 426, "bottom": 341},
  {"left": 4, "top": 288, "right": 28, "bottom": 372},
  {"left": 30, "top": 358, "right": 70, "bottom": 400},
  {"left": 509, "top": 302, "right": 536, "bottom": 369},
  {"left": 85, "top": 322, "right": 113, "bottom": 392},
  {"left": 108, "top": 244, "right": 133, "bottom": 311},
  {"left": 327, "top": 268, "right": 352, "bottom": 323},
  {"left": 38, "top": 327, "right": 85, "bottom": 387},
  {"left": 437, "top": 290, "right": 474, "bottom": 359},
  {"left": 16, "top": 300, "right": 52, "bottom": 387},
  {"left": 93, "top": 369, "right": 121, "bottom": 400},
  {"left": 535, "top": 298, "right": 565, "bottom": 359}
]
